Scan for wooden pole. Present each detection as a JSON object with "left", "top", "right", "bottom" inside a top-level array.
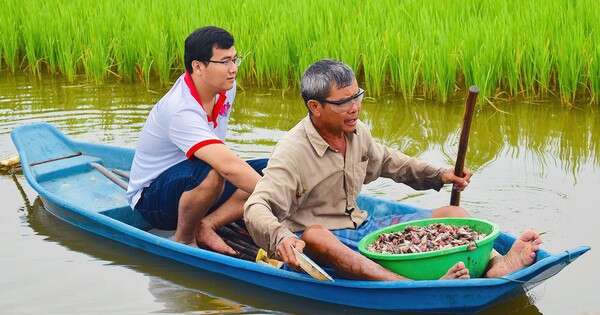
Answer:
[
  {"left": 90, "top": 162, "right": 129, "bottom": 190},
  {"left": 450, "top": 86, "right": 479, "bottom": 207}
]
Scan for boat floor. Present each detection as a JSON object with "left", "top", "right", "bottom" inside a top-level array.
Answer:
[{"left": 148, "top": 228, "right": 175, "bottom": 239}]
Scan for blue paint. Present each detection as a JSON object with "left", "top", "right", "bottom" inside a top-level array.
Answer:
[{"left": 11, "top": 122, "right": 590, "bottom": 313}]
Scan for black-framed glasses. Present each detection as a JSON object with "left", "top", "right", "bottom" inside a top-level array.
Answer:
[
  {"left": 206, "top": 56, "right": 242, "bottom": 67},
  {"left": 315, "top": 88, "right": 365, "bottom": 107}
]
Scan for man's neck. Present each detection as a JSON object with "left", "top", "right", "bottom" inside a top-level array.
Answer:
[
  {"left": 311, "top": 117, "right": 346, "bottom": 150},
  {"left": 192, "top": 75, "right": 218, "bottom": 114}
]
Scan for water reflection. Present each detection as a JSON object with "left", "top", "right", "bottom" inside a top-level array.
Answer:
[
  {"left": 1, "top": 72, "right": 597, "bottom": 314},
  {"left": 24, "top": 196, "right": 280, "bottom": 314},
  {"left": 1, "top": 72, "right": 598, "bottom": 181}
]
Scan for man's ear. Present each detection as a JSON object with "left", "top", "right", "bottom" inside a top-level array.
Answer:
[
  {"left": 307, "top": 100, "right": 322, "bottom": 117},
  {"left": 191, "top": 60, "right": 206, "bottom": 75}
]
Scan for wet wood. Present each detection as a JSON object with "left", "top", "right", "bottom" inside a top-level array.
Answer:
[{"left": 451, "top": 86, "right": 479, "bottom": 206}]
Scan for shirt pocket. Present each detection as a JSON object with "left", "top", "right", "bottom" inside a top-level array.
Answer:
[{"left": 355, "top": 157, "right": 369, "bottom": 186}]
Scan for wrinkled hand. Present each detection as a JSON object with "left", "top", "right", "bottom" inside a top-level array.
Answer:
[
  {"left": 276, "top": 237, "right": 306, "bottom": 269},
  {"left": 440, "top": 168, "right": 472, "bottom": 191}
]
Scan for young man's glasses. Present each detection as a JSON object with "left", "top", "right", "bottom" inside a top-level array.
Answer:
[
  {"left": 207, "top": 56, "right": 242, "bottom": 67},
  {"left": 315, "top": 88, "right": 365, "bottom": 111}
]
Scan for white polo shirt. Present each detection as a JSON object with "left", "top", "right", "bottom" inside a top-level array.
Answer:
[{"left": 127, "top": 72, "right": 236, "bottom": 208}]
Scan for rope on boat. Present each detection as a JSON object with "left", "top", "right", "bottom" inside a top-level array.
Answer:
[{"left": 1, "top": 155, "right": 21, "bottom": 173}]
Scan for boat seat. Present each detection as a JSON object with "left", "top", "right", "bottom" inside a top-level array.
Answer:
[{"left": 33, "top": 154, "right": 102, "bottom": 182}]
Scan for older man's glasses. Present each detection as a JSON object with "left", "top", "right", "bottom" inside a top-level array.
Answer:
[
  {"left": 316, "top": 88, "right": 365, "bottom": 111},
  {"left": 207, "top": 56, "right": 242, "bottom": 67}
]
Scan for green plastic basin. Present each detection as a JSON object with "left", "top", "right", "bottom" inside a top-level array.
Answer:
[{"left": 358, "top": 217, "right": 500, "bottom": 280}]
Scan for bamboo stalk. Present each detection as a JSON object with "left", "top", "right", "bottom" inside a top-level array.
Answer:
[
  {"left": 221, "top": 224, "right": 256, "bottom": 248},
  {"left": 223, "top": 239, "right": 257, "bottom": 261},
  {"left": 218, "top": 226, "right": 260, "bottom": 256}
]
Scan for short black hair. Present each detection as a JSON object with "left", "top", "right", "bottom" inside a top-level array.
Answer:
[{"left": 184, "top": 26, "right": 234, "bottom": 73}]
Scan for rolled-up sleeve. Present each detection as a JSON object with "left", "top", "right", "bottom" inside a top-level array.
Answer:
[
  {"left": 363, "top": 128, "right": 445, "bottom": 191},
  {"left": 169, "top": 108, "right": 222, "bottom": 159},
  {"left": 244, "top": 149, "right": 301, "bottom": 256}
]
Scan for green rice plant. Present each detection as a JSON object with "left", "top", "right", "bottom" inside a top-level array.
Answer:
[
  {"left": 589, "top": 44, "right": 600, "bottom": 103},
  {"left": 19, "top": 4, "right": 43, "bottom": 76},
  {"left": 389, "top": 40, "right": 421, "bottom": 102},
  {"left": 0, "top": 0, "right": 20, "bottom": 72},
  {"left": 1, "top": 0, "right": 598, "bottom": 104}
]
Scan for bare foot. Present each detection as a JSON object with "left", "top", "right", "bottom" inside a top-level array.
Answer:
[
  {"left": 196, "top": 223, "right": 237, "bottom": 256},
  {"left": 485, "top": 229, "right": 543, "bottom": 278},
  {"left": 440, "top": 262, "right": 470, "bottom": 280}
]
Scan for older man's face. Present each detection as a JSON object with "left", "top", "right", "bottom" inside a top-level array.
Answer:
[{"left": 319, "top": 80, "right": 363, "bottom": 134}]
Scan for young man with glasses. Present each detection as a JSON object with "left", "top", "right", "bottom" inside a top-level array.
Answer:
[
  {"left": 244, "top": 59, "right": 542, "bottom": 280},
  {"left": 127, "top": 26, "right": 266, "bottom": 255}
]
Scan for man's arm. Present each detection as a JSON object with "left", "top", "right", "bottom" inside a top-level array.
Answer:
[
  {"left": 359, "top": 121, "right": 446, "bottom": 190},
  {"left": 193, "top": 143, "right": 260, "bottom": 194},
  {"left": 168, "top": 109, "right": 262, "bottom": 194},
  {"left": 364, "top": 130, "right": 472, "bottom": 191},
  {"left": 368, "top": 141, "right": 446, "bottom": 190},
  {"left": 243, "top": 151, "right": 302, "bottom": 259}
]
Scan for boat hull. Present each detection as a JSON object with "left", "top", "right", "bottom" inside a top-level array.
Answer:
[{"left": 12, "top": 122, "right": 590, "bottom": 312}]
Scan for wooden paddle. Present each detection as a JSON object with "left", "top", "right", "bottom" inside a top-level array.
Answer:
[{"left": 450, "top": 86, "right": 479, "bottom": 207}]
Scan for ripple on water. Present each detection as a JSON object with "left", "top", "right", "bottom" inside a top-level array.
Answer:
[{"left": 1, "top": 72, "right": 599, "bottom": 315}]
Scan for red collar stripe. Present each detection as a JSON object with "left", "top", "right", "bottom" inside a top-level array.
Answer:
[{"left": 184, "top": 72, "right": 228, "bottom": 128}]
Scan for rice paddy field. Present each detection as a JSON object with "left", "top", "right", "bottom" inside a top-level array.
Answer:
[
  {"left": 1, "top": 1, "right": 600, "bottom": 314},
  {"left": 1, "top": 0, "right": 600, "bottom": 104}
]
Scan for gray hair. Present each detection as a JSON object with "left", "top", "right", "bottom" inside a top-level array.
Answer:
[{"left": 300, "top": 59, "right": 355, "bottom": 105}]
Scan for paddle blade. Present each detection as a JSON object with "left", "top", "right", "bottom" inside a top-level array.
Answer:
[{"left": 292, "top": 247, "right": 334, "bottom": 282}]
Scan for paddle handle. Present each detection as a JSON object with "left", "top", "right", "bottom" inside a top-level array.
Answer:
[{"left": 450, "top": 86, "right": 479, "bottom": 207}]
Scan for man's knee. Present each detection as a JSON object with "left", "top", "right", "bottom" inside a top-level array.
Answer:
[
  {"left": 301, "top": 224, "right": 330, "bottom": 243},
  {"left": 432, "top": 206, "right": 469, "bottom": 218},
  {"left": 189, "top": 170, "right": 224, "bottom": 198}
]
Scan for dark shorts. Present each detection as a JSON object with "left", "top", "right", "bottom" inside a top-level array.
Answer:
[{"left": 135, "top": 158, "right": 268, "bottom": 230}]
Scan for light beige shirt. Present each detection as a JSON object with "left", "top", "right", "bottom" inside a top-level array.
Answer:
[{"left": 244, "top": 116, "right": 445, "bottom": 255}]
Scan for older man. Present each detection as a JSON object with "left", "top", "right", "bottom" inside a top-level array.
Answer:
[{"left": 244, "top": 60, "right": 542, "bottom": 280}]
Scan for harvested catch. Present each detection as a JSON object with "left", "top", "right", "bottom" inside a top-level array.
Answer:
[{"left": 368, "top": 223, "right": 486, "bottom": 254}]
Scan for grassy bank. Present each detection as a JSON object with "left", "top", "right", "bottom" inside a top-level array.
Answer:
[{"left": 1, "top": 0, "right": 599, "bottom": 104}]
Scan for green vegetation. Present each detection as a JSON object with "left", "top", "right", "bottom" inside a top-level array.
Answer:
[{"left": 1, "top": 0, "right": 599, "bottom": 104}]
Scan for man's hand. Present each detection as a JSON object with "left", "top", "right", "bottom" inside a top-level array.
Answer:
[
  {"left": 276, "top": 236, "right": 306, "bottom": 269},
  {"left": 440, "top": 168, "right": 472, "bottom": 191}
]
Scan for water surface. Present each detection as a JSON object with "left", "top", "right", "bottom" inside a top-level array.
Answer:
[{"left": 1, "top": 73, "right": 598, "bottom": 314}]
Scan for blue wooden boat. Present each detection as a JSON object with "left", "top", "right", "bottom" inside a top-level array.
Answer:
[{"left": 11, "top": 122, "right": 590, "bottom": 313}]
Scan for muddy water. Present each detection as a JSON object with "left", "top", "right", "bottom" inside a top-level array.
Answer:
[{"left": 1, "top": 72, "right": 598, "bottom": 314}]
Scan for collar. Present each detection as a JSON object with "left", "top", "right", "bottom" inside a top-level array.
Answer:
[
  {"left": 184, "top": 72, "right": 227, "bottom": 127},
  {"left": 303, "top": 116, "right": 330, "bottom": 157},
  {"left": 303, "top": 116, "right": 361, "bottom": 157}
]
